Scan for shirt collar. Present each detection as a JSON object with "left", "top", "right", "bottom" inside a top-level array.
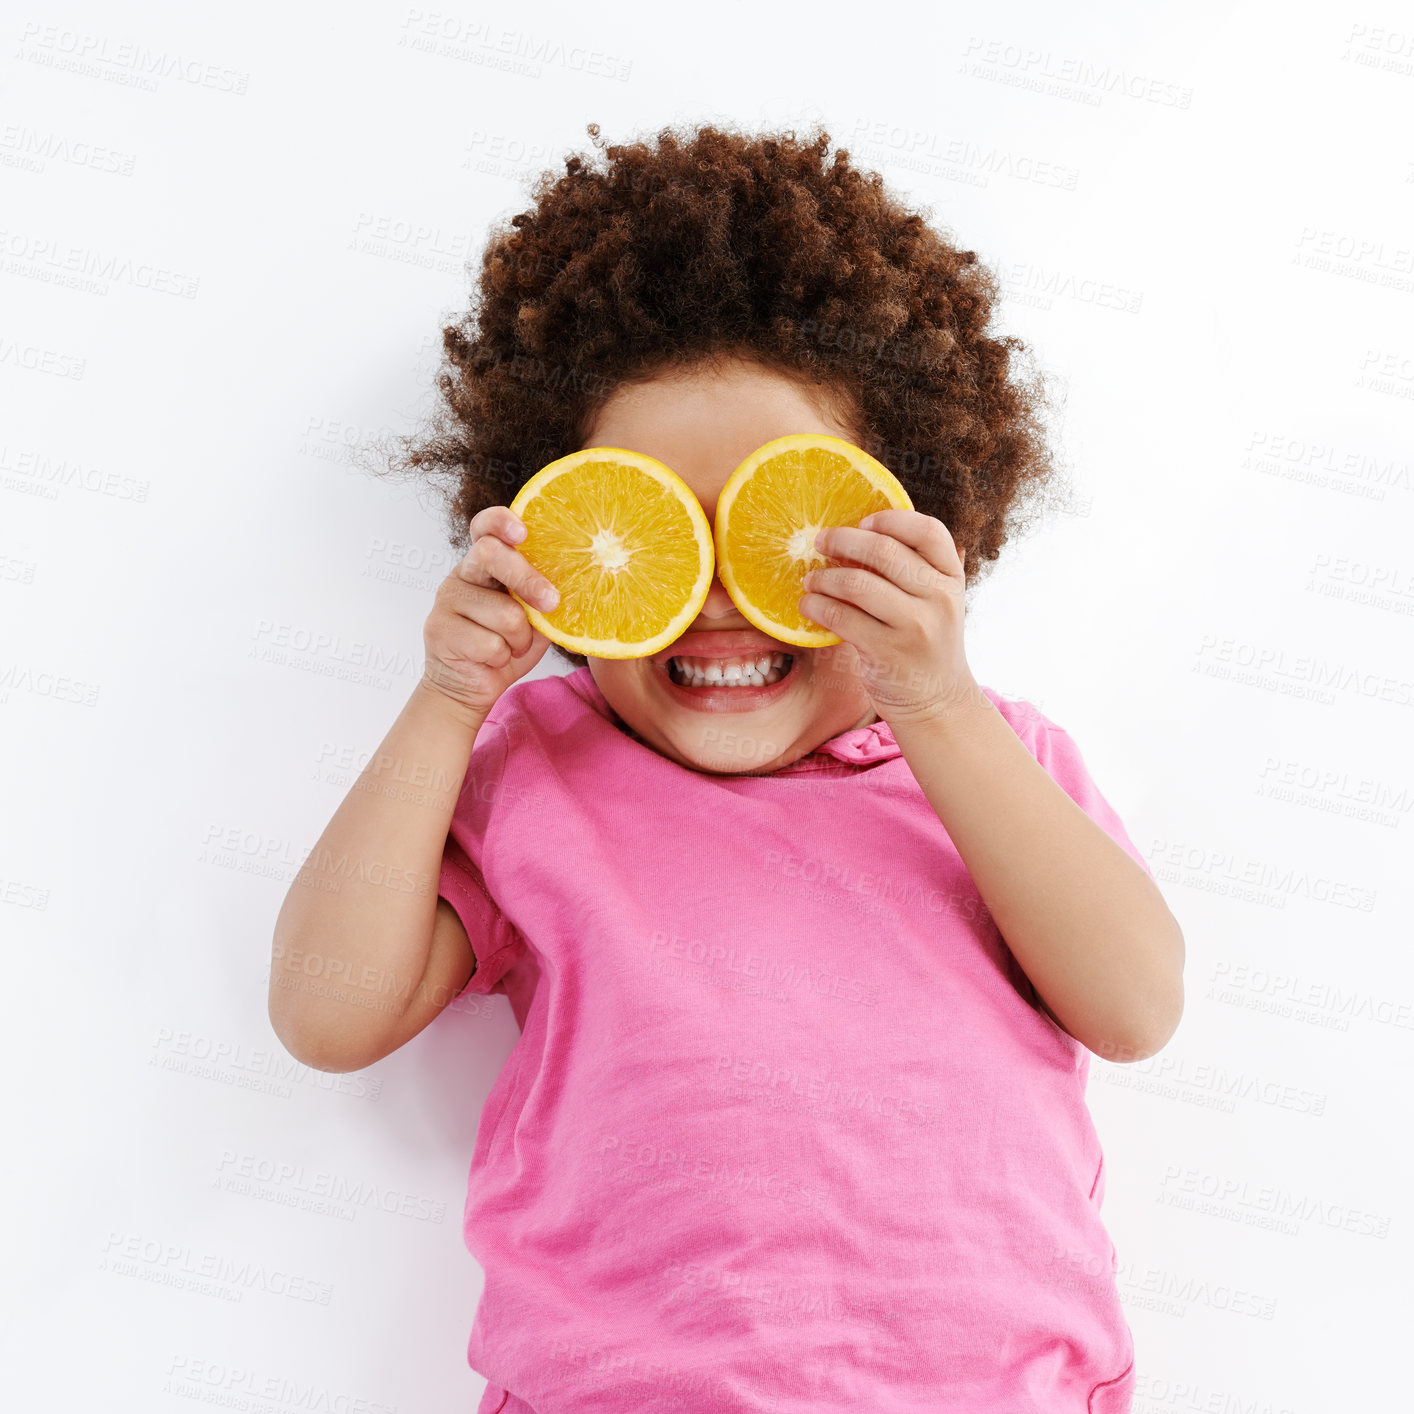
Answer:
[{"left": 803, "top": 716, "right": 902, "bottom": 767}]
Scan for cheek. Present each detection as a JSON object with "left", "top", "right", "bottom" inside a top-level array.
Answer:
[
  {"left": 587, "top": 661, "right": 649, "bottom": 711},
  {"left": 799, "top": 645, "right": 865, "bottom": 694}
]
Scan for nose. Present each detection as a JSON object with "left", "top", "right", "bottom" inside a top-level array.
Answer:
[{"left": 694, "top": 573, "right": 747, "bottom": 624}]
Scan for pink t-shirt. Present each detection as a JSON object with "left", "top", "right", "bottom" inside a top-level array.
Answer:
[{"left": 438, "top": 664, "right": 1154, "bottom": 1414}]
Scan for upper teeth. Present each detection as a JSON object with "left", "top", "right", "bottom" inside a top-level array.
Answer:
[{"left": 670, "top": 652, "right": 791, "bottom": 687}]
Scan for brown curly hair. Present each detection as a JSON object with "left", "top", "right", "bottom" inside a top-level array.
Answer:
[{"left": 380, "top": 120, "right": 1066, "bottom": 671}]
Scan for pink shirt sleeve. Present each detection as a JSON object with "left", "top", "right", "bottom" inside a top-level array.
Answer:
[
  {"left": 438, "top": 714, "right": 527, "bottom": 997},
  {"left": 1020, "top": 705, "right": 1156, "bottom": 880}
]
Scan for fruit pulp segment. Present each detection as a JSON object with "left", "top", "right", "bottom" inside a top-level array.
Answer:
[
  {"left": 723, "top": 449, "right": 895, "bottom": 633},
  {"left": 527, "top": 460, "right": 706, "bottom": 640}
]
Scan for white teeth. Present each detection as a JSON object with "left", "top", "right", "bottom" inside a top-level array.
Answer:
[{"left": 669, "top": 652, "right": 793, "bottom": 688}]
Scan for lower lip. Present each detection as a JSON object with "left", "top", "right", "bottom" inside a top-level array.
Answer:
[{"left": 656, "top": 658, "right": 796, "bottom": 712}]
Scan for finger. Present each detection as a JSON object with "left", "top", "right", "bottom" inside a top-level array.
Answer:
[
  {"left": 841, "top": 509, "right": 964, "bottom": 582},
  {"left": 458, "top": 506, "right": 532, "bottom": 587},
  {"left": 801, "top": 564, "right": 902, "bottom": 630},
  {"left": 798, "top": 581, "right": 890, "bottom": 646},
  {"left": 439, "top": 578, "right": 539, "bottom": 658},
  {"left": 468, "top": 505, "right": 528, "bottom": 550},
  {"left": 453, "top": 618, "right": 525, "bottom": 669},
  {"left": 459, "top": 533, "right": 561, "bottom": 613},
  {"left": 509, "top": 625, "right": 548, "bottom": 659},
  {"left": 813, "top": 519, "right": 950, "bottom": 599}
]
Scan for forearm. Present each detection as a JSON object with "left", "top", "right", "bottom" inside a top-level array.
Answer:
[
  {"left": 891, "top": 688, "right": 1184, "bottom": 1062},
  {"left": 268, "top": 680, "right": 486, "bottom": 1068}
]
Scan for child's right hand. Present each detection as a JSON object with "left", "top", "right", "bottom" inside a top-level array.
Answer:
[{"left": 421, "top": 506, "right": 560, "bottom": 721}]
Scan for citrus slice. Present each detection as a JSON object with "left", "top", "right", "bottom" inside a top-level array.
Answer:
[
  {"left": 715, "top": 433, "right": 915, "bottom": 647},
  {"left": 507, "top": 447, "right": 714, "bottom": 659}
]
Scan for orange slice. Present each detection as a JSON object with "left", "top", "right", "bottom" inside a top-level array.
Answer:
[
  {"left": 508, "top": 447, "right": 714, "bottom": 659},
  {"left": 715, "top": 434, "right": 914, "bottom": 647}
]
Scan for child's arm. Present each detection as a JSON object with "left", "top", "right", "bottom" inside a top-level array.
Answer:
[
  {"left": 267, "top": 503, "right": 557, "bottom": 1072},
  {"left": 801, "top": 508, "right": 1184, "bottom": 1064},
  {"left": 267, "top": 683, "right": 488, "bottom": 1073},
  {"left": 894, "top": 698, "right": 1184, "bottom": 1065}
]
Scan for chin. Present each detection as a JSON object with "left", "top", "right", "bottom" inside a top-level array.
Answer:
[{"left": 655, "top": 716, "right": 789, "bottom": 775}]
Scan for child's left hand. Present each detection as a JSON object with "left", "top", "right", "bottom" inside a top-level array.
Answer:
[{"left": 800, "top": 509, "right": 978, "bottom": 725}]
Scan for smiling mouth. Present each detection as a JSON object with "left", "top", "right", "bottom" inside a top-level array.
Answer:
[{"left": 666, "top": 652, "right": 795, "bottom": 688}]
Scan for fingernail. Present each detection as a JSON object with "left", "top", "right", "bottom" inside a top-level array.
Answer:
[
  {"left": 539, "top": 587, "right": 559, "bottom": 609},
  {"left": 510, "top": 521, "right": 526, "bottom": 542}
]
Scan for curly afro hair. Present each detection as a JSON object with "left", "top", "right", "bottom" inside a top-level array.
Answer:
[{"left": 383, "top": 120, "right": 1066, "bottom": 671}]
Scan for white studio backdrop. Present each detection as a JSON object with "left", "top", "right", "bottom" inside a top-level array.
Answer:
[{"left": 3, "top": 0, "right": 1410, "bottom": 1409}]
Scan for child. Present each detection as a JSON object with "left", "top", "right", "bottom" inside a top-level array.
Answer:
[{"left": 269, "top": 122, "right": 1184, "bottom": 1414}]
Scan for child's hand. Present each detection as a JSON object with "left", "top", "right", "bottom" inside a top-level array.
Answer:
[
  {"left": 421, "top": 506, "right": 558, "bottom": 721},
  {"left": 800, "top": 509, "right": 978, "bottom": 725}
]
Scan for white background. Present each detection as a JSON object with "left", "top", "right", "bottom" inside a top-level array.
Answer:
[{"left": 3, "top": 1, "right": 1411, "bottom": 1410}]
